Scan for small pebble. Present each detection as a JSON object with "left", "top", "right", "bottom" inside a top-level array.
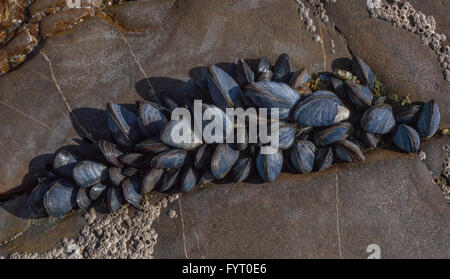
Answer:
[
  {"left": 168, "top": 209, "right": 178, "bottom": 219},
  {"left": 418, "top": 151, "right": 427, "bottom": 161}
]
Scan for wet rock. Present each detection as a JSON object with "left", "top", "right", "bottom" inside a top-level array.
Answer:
[
  {"left": 152, "top": 145, "right": 450, "bottom": 258},
  {"left": 0, "top": 195, "right": 31, "bottom": 246},
  {"left": 420, "top": 136, "right": 450, "bottom": 175}
]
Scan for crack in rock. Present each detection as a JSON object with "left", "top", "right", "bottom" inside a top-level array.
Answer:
[{"left": 0, "top": 100, "right": 73, "bottom": 143}]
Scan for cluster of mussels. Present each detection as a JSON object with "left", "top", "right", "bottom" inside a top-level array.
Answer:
[{"left": 28, "top": 54, "right": 440, "bottom": 218}]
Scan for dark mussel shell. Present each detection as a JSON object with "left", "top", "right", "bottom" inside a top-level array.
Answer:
[
  {"left": 207, "top": 64, "right": 243, "bottom": 110},
  {"left": 138, "top": 101, "right": 168, "bottom": 138},
  {"left": 352, "top": 56, "right": 375, "bottom": 89},
  {"left": 361, "top": 103, "right": 395, "bottom": 134},
  {"left": 89, "top": 183, "right": 107, "bottom": 201},
  {"left": 393, "top": 124, "right": 420, "bottom": 153},
  {"left": 293, "top": 90, "right": 350, "bottom": 127},
  {"left": 255, "top": 147, "right": 283, "bottom": 182},
  {"left": 289, "top": 140, "right": 316, "bottom": 174},
  {"left": 416, "top": 100, "right": 440, "bottom": 139},
  {"left": 98, "top": 140, "right": 123, "bottom": 168},
  {"left": 122, "top": 167, "right": 139, "bottom": 177},
  {"left": 179, "top": 167, "right": 198, "bottom": 193},
  {"left": 76, "top": 187, "right": 91, "bottom": 209},
  {"left": 44, "top": 178, "right": 77, "bottom": 218},
  {"left": 53, "top": 150, "right": 82, "bottom": 177},
  {"left": 229, "top": 156, "right": 252, "bottom": 183},
  {"left": 318, "top": 72, "right": 333, "bottom": 83},
  {"left": 122, "top": 176, "right": 142, "bottom": 207},
  {"left": 246, "top": 80, "right": 300, "bottom": 120},
  {"left": 273, "top": 53, "right": 291, "bottom": 82},
  {"left": 199, "top": 171, "right": 215, "bottom": 185},
  {"left": 274, "top": 121, "right": 296, "bottom": 150},
  {"left": 344, "top": 80, "right": 373, "bottom": 108},
  {"left": 334, "top": 140, "right": 365, "bottom": 162},
  {"left": 313, "top": 122, "right": 353, "bottom": 147},
  {"left": 195, "top": 144, "right": 215, "bottom": 170},
  {"left": 120, "top": 153, "right": 149, "bottom": 168},
  {"left": 106, "top": 187, "right": 124, "bottom": 212},
  {"left": 160, "top": 93, "right": 179, "bottom": 111},
  {"left": 135, "top": 138, "right": 169, "bottom": 154},
  {"left": 296, "top": 125, "right": 314, "bottom": 140},
  {"left": 314, "top": 147, "right": 334, "bottom": 172},
  {"left": 141, "top": 168, "right": 164, "bottom": 194},
  {"left": 73, "top": 160, "right": 108, "bottom": 188},
  {"left": 228, "top": 122, "right": 249, "bottom": 151},
  {"left": 235, "top": 126, "right": 249, "bottom": 151},
  {"left": 106, "top": 102, "right": 143, "bottom": 147},
  {"left": 160, "top": 168, "right": 181, "bottom": 192},
  {"left": 109, "top": 167, "right": 125, "bottom": 187},
  {"left": 150, "top": 149, "right": 187, "bottom": 169},
  {"left": 29, "top": 181, "right": 51, "bottom": 215},
  {"left": 235, "top": 58, "right": 255, "bottom": 87},
  {"left": 160, "top": 119, "right": 203, "bottom": 150},
  {"left": 241, "top": 89, "right": 256, "bottom": 108},
  {"left": 331, "top": 76, "right": 346, "bottom": 98},
  {"left": 361, "top": 132, "right": 379, "bottom": 148},
  {"left": 396, "top": 102, "right": 423, "bottom": 124},
  {"left": 211, "top": 144, "right": 240, "bottom": 179},
  {"left": 289, "top": 69, "right": 309, "bottom": 90}
]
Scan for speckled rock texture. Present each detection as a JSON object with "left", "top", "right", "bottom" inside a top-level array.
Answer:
[{"left": 0, "top": 0, "right": 448, "bottom": 258}]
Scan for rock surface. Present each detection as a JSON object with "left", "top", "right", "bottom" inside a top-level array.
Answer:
[
  {"left": 152, "top": 140, "right": 450, "bottom": 259},
  {"left": 0, "top": 0, "right": 448, "bottom": 258},
  {"left": 326, "top": 0, "right": 450, "bottom": 126}
]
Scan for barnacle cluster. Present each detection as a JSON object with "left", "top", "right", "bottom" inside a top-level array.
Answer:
[
  {"left": 367, "top": 0, "right": 450, "bottom": 81},
  {"left": 295, "top": 0, "right": 337, "bottom": 45}
]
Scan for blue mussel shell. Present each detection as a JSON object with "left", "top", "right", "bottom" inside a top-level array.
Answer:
[
  {"left": 416, "top": 100, "right": 440, "bottom": 139},
  {"left": 246, "top": 80, "right": 300, "bottom": 120},
  {"left": 361, "top": 103, "right": 395, "bottom": 134},
  {"left": 289, "top": 140, "right": 316, "bottom": 174},
  {"left": 256, "top": 147, "right": 283, "bottom": 182},
  {"left": 393, "top": 124, "right": 420, "bottom": 153},
  {"left": 293, "top": 91, "right": 350, "bottom": 127}
]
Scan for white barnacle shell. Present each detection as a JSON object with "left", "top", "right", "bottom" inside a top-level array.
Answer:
[{"left": 334, "top": 105, "right": 350, "bottom": 123}]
